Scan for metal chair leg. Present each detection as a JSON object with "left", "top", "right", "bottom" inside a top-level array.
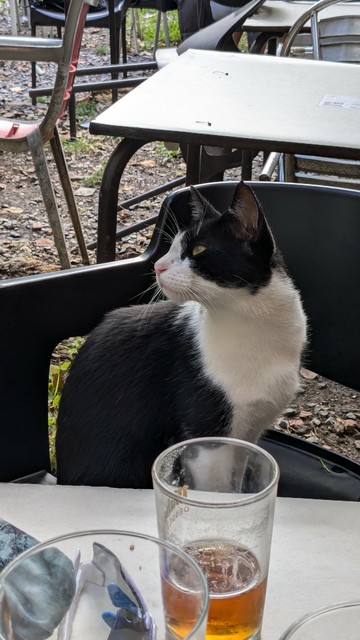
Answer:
[
  {"left": 130, "top": 8, "right": 139, "bottom": 54},
  {"left": 162, "top": 12, "right": 170, "bottom": 47},
  {"left": 153, "top": 10, "right": 161, "bottom": 57},
  {"left": 28, "top": 128, "right": 71, "bottom": 270},
  {"left": 50, "top": 126, "right": 90, "bottom": 265}
]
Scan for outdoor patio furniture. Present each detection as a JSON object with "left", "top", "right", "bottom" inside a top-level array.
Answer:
[
  {"left": 0, "top": 181, "right": 359, "bottom": 501},
  {"left": 260, "top": 0, "right": 360, "bottom": 187},
  {"left": 90, "top": 48, "right": 360, "bottom": 261},
  {"left": 0, "top": 0, "right": 94, "bottom": 268},
  {"left": 29, "top": 0, "right": 131, "bottom": 133},
  {"left": 82, "top": 1, "right": 266, "bottom": 260}
]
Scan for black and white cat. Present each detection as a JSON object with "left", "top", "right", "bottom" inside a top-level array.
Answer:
[{"left": 56, "top": 182, "right": 307, "bottom": 488}]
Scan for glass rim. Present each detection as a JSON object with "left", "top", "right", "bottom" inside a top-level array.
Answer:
[
  {"left": 152, "top": 436, "right": 280, "bottom": 508},
  {"left": 279, "top": 600, "right": 360, "bottom": 639},
  {"left": 0, "top": 529, "right": 209, "bottom": 640}
]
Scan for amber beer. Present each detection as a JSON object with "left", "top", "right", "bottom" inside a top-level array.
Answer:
[{"left": 163, "top": 539, "right": 266, "bottom": 640}]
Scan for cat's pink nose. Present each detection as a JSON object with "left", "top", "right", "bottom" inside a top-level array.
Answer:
[{"left": 154, "top": 259, "right": 167, "bottom": 274}]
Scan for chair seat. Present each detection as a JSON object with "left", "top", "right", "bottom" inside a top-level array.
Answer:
[
  {"left": 0, "top": 36, "right": 63, "bottom": 62},
  {"left": 29, "top": 0, "right": 126, "bottom": 28},
  {"left": 0, "top": 119, "right": 40, "bottom": 142}
]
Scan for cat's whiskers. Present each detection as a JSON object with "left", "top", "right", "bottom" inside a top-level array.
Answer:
[
  {"left": 159, "top": 229, "right": 175, "bottom": 244},
  {"left": 185, "top": 281, "right": 219, "bottom": 314},
  {"left": 160, "top": 203, "right": 180, "bottom": 240},
  {"left": 233, "top": 274, "right": 251, "bottom": 286},
  {"left": 133, "top": 277, "right": 158, "bottom": 304},
  {"left": 138, "top": 287, "right": 165, "bottom": 329}
]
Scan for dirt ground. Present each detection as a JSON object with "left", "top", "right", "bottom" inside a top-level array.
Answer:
[{"left": 1, "top": 10, "right": 359, "bottom": 464}]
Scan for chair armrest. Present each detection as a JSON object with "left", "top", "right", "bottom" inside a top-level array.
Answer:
[
  {"left": 0, "top": 36, "right": 63, "bottom": 62},
  {"left": 259, "top": 151, "right": 281, "bottom": 181}
]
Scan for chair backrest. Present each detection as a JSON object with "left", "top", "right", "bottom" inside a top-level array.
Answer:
[
  {"left": 1, "top": 182, "right": 359, "bottom": 483},
  {"left": 318, "top": 14, "right": 360, "bottom": 62},
  {"left": 279, "top": 154, "right": 360, "bottom": 189},
  {"left": 0, "top": 217, "right": 172, "bottom": 482},
  {"left": 177, "top": 0, "right": 265, "bottom": 54}
]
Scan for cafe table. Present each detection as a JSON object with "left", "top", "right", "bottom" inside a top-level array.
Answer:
[
  {"left": 1, "top": 483, "right": 359, "bottom": 640},
  {"left": 90, "top": 48, "right": 360, "bottom": 262}
]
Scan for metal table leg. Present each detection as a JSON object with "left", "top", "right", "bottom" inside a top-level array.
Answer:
[{"left": 97, "top": 137, "right": 147, "bottom": 263}]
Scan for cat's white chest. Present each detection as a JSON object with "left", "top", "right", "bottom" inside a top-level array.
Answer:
[
  {"left": 193, "top": 301, "right": 305, "bottom": 440},
  {"left": 198, "top": 317, "right": 266, "bottom": 404}
]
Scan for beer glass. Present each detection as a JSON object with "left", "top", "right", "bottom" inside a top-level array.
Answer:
[
  {"left": 152, "top": 437, "right": 279, "bottom": 640},
  {"left": 279, "top": 601, "right": 360, "bottom": 639}
]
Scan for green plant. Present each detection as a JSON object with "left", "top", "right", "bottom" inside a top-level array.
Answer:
[
  {"left": 83, "top": 162, "right": 107, "bottom": 187},
  {"left": 48, "top": 336, "right": 84, "bottom": 472},
  {"left": 95, "top": 43, "right": 109, "bottom": 55},
  {"left": 134, "top": 9, "right": 181, "bottom": 50},
  {"left": 156, "top": 141, "right": 181, "bottom": 163},
  {"left": 62, "top": 135, "right": 98, "bottom": 153},
  {"left": 75, "top": 100, "right": 100, "bottom": 123}
]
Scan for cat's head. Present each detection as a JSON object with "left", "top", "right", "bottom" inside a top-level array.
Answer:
[{"left": 154, "top": 182, "right": 278, "bottom": 306}]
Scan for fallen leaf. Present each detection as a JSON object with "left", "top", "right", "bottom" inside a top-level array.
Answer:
[
  {"left": 7, "top": 206, "right": 24, "bottom": 214},
  {"left": 35, "top": 238, "right": 54, "bottom": 247},
  {"left": 289, "top": 419, "right": 304, "bottom": 427},
  {"left": 299, "top": 410, "right": 313, "bottom": 419},
  {"left": 75, "top": 187, "right": 96, "bottom": 197},
  {"left": 300, "top": 368, "right": 318, "bottom": 380},
  {"left": 138, "top": 159, "right": 156, "bottom": 168},
  {"left": 336, "top": 418, "right": 357, "bottom": 431}
]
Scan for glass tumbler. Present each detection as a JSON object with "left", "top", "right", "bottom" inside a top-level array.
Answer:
[
  {"left": 279, "top": 601, "right": 360, "bottom": 639},
  {"left": 0, "top": 529, "right": 209, "bottom": 640},
  {"left": 152, "top": 437, "right": 279, "bottom": 640}
]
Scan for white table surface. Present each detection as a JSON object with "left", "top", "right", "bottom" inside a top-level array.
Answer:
[
  {"left": 244, "top": 0, "right": 360, "bottom": 32},
  {"left": 90, "top": 49, "right": 360, "bottom": 160},
  {"left": 1, "top": 483, "right": 359, "bottom": 640}
]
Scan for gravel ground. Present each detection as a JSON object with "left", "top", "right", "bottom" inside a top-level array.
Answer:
[{"left": 1, "top": 8, "right": 359, "bottom": 464}]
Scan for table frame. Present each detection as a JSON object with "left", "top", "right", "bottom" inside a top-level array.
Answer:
[{"left": 90, "top": 47, "right": 360, "bottom": 262}]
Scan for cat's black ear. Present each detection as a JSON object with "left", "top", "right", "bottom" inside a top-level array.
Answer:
[
  {"left": 190, "top": 186, "right": 221, "bottom": 230},
  {"left": 229, "top": 182, "right": 271, "bottom": 243}
]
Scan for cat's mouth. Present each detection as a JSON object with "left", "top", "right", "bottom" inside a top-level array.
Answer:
[{"left": 157, "top": 276, "right": 180, "bottom": 301}]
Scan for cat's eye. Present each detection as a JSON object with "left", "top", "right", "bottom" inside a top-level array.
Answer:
[{"left": 192, "top": 244, "right": 207, "bottom": 256}]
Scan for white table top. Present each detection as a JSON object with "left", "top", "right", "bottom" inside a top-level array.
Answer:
[
  {"left": 244, "top": 0, "right": 360, "bottom": 32},
  {"left": 90, "top": 49, "right": 360, "bottom": 160},
  {"left": 1, "top": 483, "right": 359, "bottom": 640}
]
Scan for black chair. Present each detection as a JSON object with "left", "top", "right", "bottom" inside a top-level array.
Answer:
[
  {"left": 1, "top": 181, "right": 360, "bottom": 499},
  {"left": 30, "top": 0, "right": 129, "bottom": 87},
  {"left": 29, "top": 0, "right": 131, "bottom": 136}
]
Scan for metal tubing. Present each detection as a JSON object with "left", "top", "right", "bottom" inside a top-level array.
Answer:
[
  {"left": 75, "top": 60, "right": 157, "bottom": 75},
  {"left": 50, "top": 126, "right": 90, "bottom": 265},
  {"left": 29, "top": 76, "right": 148, "bottom": 99},
  {"left": 28, "top": 128, "right": 71, "bottom": 269},
  {"left": 97, "top": 137, "right": 147, "bottom": 263}
]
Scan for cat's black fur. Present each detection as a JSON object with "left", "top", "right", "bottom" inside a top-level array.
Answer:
[{"left": 56, "top": 183, "right": 306, "bottom": 488}]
